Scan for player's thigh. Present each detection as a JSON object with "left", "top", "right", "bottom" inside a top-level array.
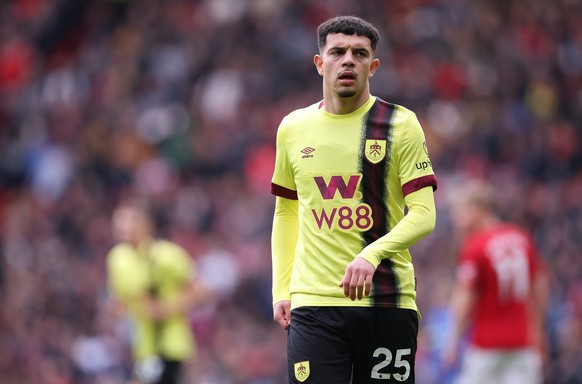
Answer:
[
  {"left": 502, "top": 349, "right": 543, "bottom": 384},
  {"left": 351, "top": 308, "right": 418, "bottom": 384},
  {"left": 287, "top": 307, "right": 352, "bottom": 384},
  {"left": 455, "top": 348, "right": 500, "bottom": 384}
]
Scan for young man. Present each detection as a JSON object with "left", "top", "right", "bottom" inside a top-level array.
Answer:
[
  {"left": 445, "top": 180, "right": 548, "bottom": 384},
  {"left": 270, "top": 16, "right": 438, "bottom": 383},
  {"left": 107, "top": 198, "right": 205, "bottom": 384}
]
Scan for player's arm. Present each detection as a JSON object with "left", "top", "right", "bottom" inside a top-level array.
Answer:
[
  {"left": 354, "top": 111, "right": 437, "bottom": 268},
  {"left": 357, "top": 186, "right": 436, "bottom": 267},
  {"left": 530, "top": 263, "right": 550, "bottom": 362},
  {"left": 105, "top": 254, "right": 130, "bottom": 320},
  {"left": 270, "top": 115, "right": 298, "bottom": 329},
  {"left": 443, "top": 276, "right": 478, "bottom": 365},
  {"left": 340, "top": 186, "right": 436, "bottom": 300},
  {"left": 146, "top": 246, "right": 211, "bottom": 321},
  {"left": 271, "top": 195, "right": 298, "bottom": 329},
  {"left": 154, "top": 285, "right": 206, "bottom": 321},
  {"left": 146, "top": 279, "right": 211, "bottom": 321},
  {"left": 106, "top": 248, "right": 138, "bottom": 313}
]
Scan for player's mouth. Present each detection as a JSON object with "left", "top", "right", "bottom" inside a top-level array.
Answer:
[{"left": 338, "top": 71, "right": 357, "bottom": 85}]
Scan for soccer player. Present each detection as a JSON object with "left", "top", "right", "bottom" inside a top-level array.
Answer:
[
  {"left": 270, "top": 16, "right": 438, "bottom": 383},
  {"left": 444, "top": 180, "right": 548, "bottom": 384},
  {"left": 107, "top": 198, "right": 205, "bottom": 384}
]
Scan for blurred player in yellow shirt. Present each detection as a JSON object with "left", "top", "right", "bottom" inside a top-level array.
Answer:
[{"left": 107, "top": 198, "right": 206, "bottom": 384}]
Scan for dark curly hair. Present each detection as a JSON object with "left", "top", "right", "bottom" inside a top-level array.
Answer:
[{"left": 317, "top": 16, "right": 380, "bottom": 52}]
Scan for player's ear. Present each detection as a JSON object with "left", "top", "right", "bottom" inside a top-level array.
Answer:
[
  {"left": 314, "top": 55, "right": 324, "bottom": 76},
  {"left": 369, "top": 58, "right": 380, "bottom": 78}
]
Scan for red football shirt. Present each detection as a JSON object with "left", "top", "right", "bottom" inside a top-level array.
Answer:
[{"left": 456, "top": 223, "right": 540, "bottom": 348}]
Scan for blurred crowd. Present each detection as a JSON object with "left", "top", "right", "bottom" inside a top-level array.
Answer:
[{"left": 0, "top": 0, "right": 581, "bottom": 383}]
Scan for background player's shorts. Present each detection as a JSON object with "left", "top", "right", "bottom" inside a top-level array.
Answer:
[
  {"left": 287, "top": 306, "right": 418, "bottom": 384},
  {"left": 455, "top": 346, "right": 542, "bottom": 384},
  {"left": 133, "top": 357, "right": 182, "bottom": 384}
]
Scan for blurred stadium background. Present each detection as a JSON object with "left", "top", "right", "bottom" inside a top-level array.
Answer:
[{"left": 0, "top": 0, "right": 581, "bottom": 383}]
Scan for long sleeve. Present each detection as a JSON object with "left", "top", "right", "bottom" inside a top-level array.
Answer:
[
  {"left": 271, "top": 196, "right": 299, "bottom": 305},
  {"left": 358, "top": 186, "right": 436, "bottom": 267}
]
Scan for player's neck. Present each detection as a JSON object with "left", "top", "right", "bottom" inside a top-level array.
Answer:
[
  {"left": 323, "top": 90, "right": 371, "bottom": 115},
  {"left": 479, "top": 215, "right": 500, "bottom": 231},
  {"left": 130, "top": 236, "right": 155, "bottom": 255}
]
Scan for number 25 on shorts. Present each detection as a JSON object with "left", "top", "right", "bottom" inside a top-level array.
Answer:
[{"left": 371, "top": 347, "right": 411, "bottom": 381}]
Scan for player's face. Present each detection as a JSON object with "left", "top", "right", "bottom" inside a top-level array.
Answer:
[
  {"left": 112, "top": 206, "right": 153, "bottom": 245},
  {"left": 314, "top": 33, "right": 380, "bottom": 100},
  {"left": 451, "top": 201, "right": 482, "bottom": 235}
]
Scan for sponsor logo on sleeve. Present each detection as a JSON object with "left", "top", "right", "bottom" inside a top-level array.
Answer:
[
  {"left": 415, "top": 160, "right": 432, "bottom": 170},
  {"left": 416, "top": 141, "right": 432, "bottom": 170}
]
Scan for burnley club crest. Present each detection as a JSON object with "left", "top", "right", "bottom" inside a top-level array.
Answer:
[{"left": 365, "top": 139, "right": 386, "bottom": 164}]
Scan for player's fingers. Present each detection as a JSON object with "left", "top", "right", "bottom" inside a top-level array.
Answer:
[
  {"left": 356, "top": 276, "right": 366, "bottom": 300},
  {"left": 364, "top": 276, "right": 372, "bottom": 297},
  {"left": 273, "top": 303, "right": 290, "bottom": 330},
  {"left": 349, "top": 274, "right": 360, "bottom": 301},
  {"left": 277, "top": 317, "right": 289, "bottom": 330},
  {"left": 285, "top": 308, "right": 292, "bottom": 328},
  {"left": 274, "top": 310, "right": 290, "bottom": 330},
  {"left": 340, "top": 271, "right": 352, "bottom": 298}
]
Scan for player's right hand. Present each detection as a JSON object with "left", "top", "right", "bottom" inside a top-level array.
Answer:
[
  {"left": 273, "top": 300, "right": 292, "bottom": 330},
  {"left": 340, "top": 256, "right": 375, "bottom": 300}
]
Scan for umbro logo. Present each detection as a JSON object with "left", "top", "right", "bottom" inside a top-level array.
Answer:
[{"left": 301, "top": 147, "right": 315, "bottom": 159}]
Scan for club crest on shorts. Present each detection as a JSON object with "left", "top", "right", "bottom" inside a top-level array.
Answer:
[
  {"left": 294, "top": 361, "right": 310, "bottom": 382},
  {"left": 365, "top": 139, "right": 386, "bottom": 164}
]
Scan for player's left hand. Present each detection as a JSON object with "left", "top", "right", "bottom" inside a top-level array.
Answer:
[{"left": 340, "top": 256, "right": 375, "bottom": 300}]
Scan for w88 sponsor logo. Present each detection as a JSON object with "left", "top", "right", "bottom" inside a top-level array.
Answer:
[
  {"left": 311, "top": 174, "right": 373, "bottom": 231},
  {"left": 312, "top": 204, "right": 373, "bottom": 230}
]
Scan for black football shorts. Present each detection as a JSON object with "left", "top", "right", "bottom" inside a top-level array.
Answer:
[{"left": 287, "top": 306, "right": 418, "bottom": 384}]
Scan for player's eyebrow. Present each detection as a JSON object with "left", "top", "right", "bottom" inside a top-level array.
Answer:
[
  {"left": 352, "top": 47, "right": 371, "bottom": 56},
  {"left": 327, "top": 45, "right": 371, "bottom": 56}
]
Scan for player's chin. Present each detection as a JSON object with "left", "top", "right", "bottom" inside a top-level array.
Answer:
[{"left": 338, "top": 90, "right": 356, "bottom": 98}]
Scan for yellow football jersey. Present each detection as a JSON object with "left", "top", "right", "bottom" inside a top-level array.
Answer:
[
  {"left": 271, "top": 96, "right": 437, "bottom": 312},
  {"left": 107, "top": 239, "right": 196, "bottom": 361}
]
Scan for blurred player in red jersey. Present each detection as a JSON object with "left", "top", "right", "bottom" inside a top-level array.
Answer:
[{"left": 444, "top": 180, "right": 548, "bottom": 384}]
